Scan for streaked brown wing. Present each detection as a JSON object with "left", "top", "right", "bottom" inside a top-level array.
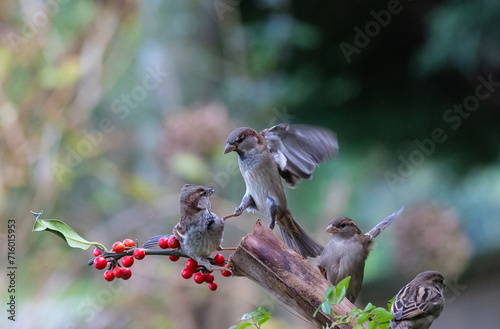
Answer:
[{"left": 392, "top": 284, "right": 442, "bottom": 320}]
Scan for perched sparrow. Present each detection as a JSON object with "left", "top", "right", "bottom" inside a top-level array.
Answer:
[
  {"left": 223, "top": 123, "right": 338, "bottom": 258},
  {"left": 318, "top": 207, "right": 403, "bottom": 302},
  {"left": 391, "top": 271, "right": 446, "bottom": 329},
  {"left": 144, "top": 184, "right": 228, "bottom": 269}
]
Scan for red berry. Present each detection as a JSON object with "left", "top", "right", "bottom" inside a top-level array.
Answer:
[
  {"left": 133, "top": 248, "right": 145, "bottom": 260},
  {"left": 168, "top": 236, "right": 180, "bottom": 249},
  {"left": 208, "top": 282, "right": 218, "bottom": 291},
  {"left": 186, "top": 259, "right": 198, "bottom": 272},
  {"left": 112, "top": 241, "right": 125, "bottom": 253},
  {"left": 103, "top": 270, "right": 115, "bottom": 282},
  {"left": 205, "top": 273, "right": 215, "bottom": 283},
  {"left": 93, "top": 248, "right": 102, "bottom": 257},
  {"left": 123, "top": 238, "right": 135, "bottom": 248},
  {"left": 158, "top": 237, "right": 170, "bottom": 249},
  {"left": 93, "top": 257, "right": 107, "bottom": 270},
  {"left": 213, "top": 254, "right": 225, "bottom": 265},
  {"left": 221, "top": 266, "right": 232, "bottom": 277},
  {"left": 193, "top": 272, "right": 206, "bottom": 284},
  {"left": 113, "top": 267, "right": 123, "bottom": 278},
  {"left": 121, "top": 267, "right": 132, "bottom": 280},
  {"left": 169, "top": 255, "right": 180, "bottom": 262},
  {"left": 181, "top": 268, "right": 193, "bottom": 279},
  {"left": 122, "top": 256, "right": 134, "bottom": 268}
]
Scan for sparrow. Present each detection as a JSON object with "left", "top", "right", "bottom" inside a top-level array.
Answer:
[
  {"left": 223, "top": 123, "right": 339, "bottom": 258},
  {"left": 144, "top": 184, "right": 229, "bottom": 269},
  {"left": 318, "top": 207, "right": 404, "bottom": 302},
  {"left": 390, "top": 271, "right": 446, "bottom": 329}
]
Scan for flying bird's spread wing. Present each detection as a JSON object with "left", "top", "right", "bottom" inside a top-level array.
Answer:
[
  {"left": 365, "top": 206, "right": 404, "bottom": 242},
  {"left": 262, "top": 123, "right": 338, "bottom": 187},
  {"left": 391, "top": 283, "right": 444, "bottom": 321}
]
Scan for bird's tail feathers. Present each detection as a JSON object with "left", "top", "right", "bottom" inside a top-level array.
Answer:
[
  {"left": 278, "top": 212, "right": 324, "bottom": 258},
  {"left": 142, "top": 234, "right": 173, "bottom": 249}
]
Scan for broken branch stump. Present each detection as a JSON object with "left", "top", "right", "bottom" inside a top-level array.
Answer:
[{"left": 227, "top": 220, "right": 357, "bottom": 329}]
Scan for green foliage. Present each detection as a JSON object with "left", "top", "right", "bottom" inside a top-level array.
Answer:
[
  {"left": 32, "top": 211, "right": 106, "bottom": 251},
  {"left": 229, "top": 306, "right": 271, "bottom": 329},
  {"left": 314, "top": 277, "right": 394, "bottom": 329}
]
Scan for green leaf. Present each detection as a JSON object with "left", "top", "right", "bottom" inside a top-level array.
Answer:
[
  {"left": 336, "top": 286, "right": 346, "bottom": 304},
  {"left": 370, "top": 308, "right": 394, "bottom": 323},
  {"left": 32, "top": 211, "right": 105, "bottom": 250},
  {"left": 357, "top": 312, "right": 370, "bottom": 324},
  {"left": 377, "top": 323, "right": 391, "bottom": 329},
  {"left": 349, "top": 308, "right": 363, "bottom": 317},
  {"left": 238, "top": 324, "right": 253, "bottom": 329},
  {"left": 254, "top": 306, "right": 268, "bottom": 314},
  {"left": 324, "top": 286, "right": 335, "bottom": 301},
  {"left": 364, "top": 303, "right": 376, "bottom": 312},
  {"left": 313, "top": 305, "right": 320, "bottom": 318},
  {"left": 327, "top": 292, "right": 338, "bottom": 305},
  {"left": 387, "top": 296, "right": 396, "bottom": 311},
  {"left": 228, "top": 326, "right": 239, "bottom": 329},
  {"left": 256, "top": 313, "right": 271, "bottom": 325},
  {"left": 321, "top": 301, "right": 331, "bottom": 314},
  {"left": 335, "top": 276, "right": 351, "bottom": 299},
  {"left": 367, "top": 320, "right": 377, "bottom": 329},
  {"left": 352, "top": 325, "right": 364, "bottom": 329}
]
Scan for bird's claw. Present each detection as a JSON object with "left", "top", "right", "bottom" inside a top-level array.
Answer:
[
  {"left": 234, "top": 206, "right": 244, "bottom": 216},
  {"left": 222, "top": 208, "right": 243, "bottom": 221}
]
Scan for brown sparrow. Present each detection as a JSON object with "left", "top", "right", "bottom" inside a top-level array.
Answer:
[
  {"left": 144, "top": 184, "right": 228, "bottom": 269},
  {"left": 391, "top": 271, "right": 446, "bottom": 329},
  {"left": 223, "top": 123, "right": 338, "bottom": 258},
  {"left": 318, "top": 207, "right": 403, "bottom": 302}
]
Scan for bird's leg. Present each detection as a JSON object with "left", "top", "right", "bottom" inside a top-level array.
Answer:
[
  {"left": 223, "top": 194, "right": 255, "bottom": 221},
  {"left": 266, "top": 196, "right": 279, "bottom": 230},
  {"left": 222, "top": 214, "right": 238, "bottom": 221}
]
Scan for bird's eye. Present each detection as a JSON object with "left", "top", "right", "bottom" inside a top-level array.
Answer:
[
  {"left": 235, "top": 137, "right": 244, "bottom": 144},
  {"left": 339, "top": 223, "right": 346, "bottom": 229}
]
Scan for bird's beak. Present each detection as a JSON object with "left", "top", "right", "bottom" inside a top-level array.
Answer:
[
  {"left": 205, "top": 187, "right": 214, "bottom": 195},
  {"left": 326, "top": 225, "right": 338, "bottom": 234},
  {"left": 224, "top": 143, "right": 236, "bottom": 154}
]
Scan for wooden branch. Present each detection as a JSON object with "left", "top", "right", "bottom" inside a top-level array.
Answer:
[{"left": 227, "top": 220, "right": 357, "bottom": 329}]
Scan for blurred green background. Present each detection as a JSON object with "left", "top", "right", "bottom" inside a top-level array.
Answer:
[{"left": 1, "top": 0, "right": 499, "bottom": 328}]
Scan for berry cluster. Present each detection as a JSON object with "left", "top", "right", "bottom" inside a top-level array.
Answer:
[
  {"left": 158, "top": 236, "right": 232, "bottom": 291},
  {"left": 179, "top": 255, "right": 233, "bottom": 291},
  {"left": 90, "top": 235, "right": 233, "bottom": 289},
  {"left": 92, "top": 238, "right": 145, "bottom": 282}
]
